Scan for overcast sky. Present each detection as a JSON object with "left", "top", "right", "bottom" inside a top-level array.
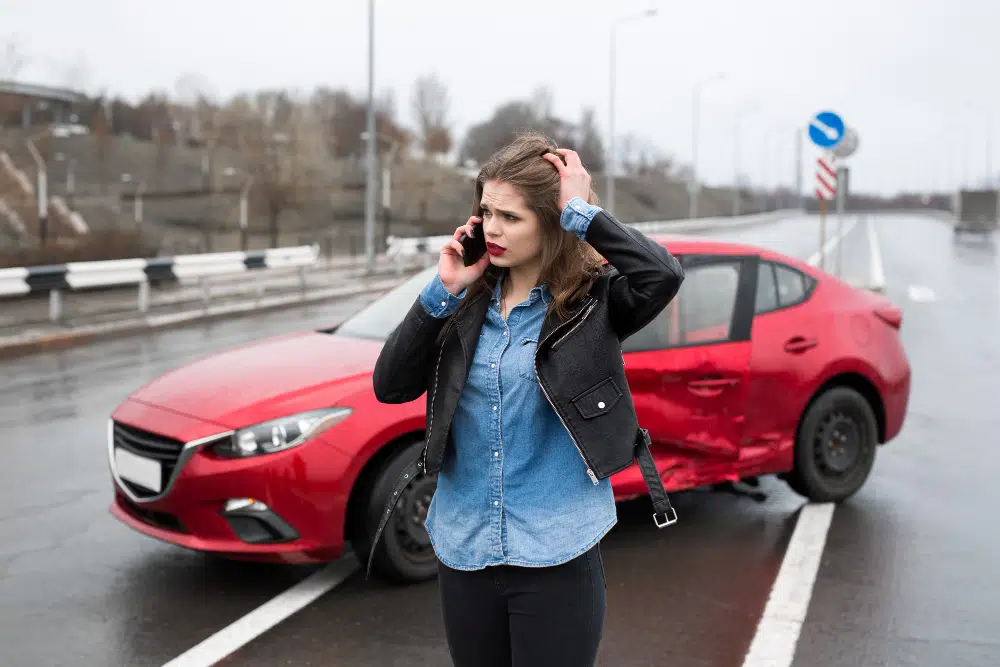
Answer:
[{"left": 4, "top": 0, "right": 998, "bottom": 195}]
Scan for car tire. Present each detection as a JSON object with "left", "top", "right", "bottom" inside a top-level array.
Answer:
[
  {"left": 786, "top": 387, "right": 878, "bottom": 502},
  {"left": 356, "top": 440, "right": 439, "bottom": 584}
]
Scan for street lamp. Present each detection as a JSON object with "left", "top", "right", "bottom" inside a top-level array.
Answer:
[
  {"left": 689, "top": 72, "right": 728, "bottom": 219},
  {"left": 967, "top": 101, "right": 992, "bottom": 187},
  {"left": 733, "top": 105, "right": 758, "bottom": 216},
  {"left": 607, "top": 7, "right": 658, "bottom": 216},
  {"left": 364, "top": 0, "right": 377, "bottom": 274}
]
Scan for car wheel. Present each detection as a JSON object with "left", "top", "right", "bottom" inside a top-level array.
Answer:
[
  {"left": 358, "top": 440, "right": 439, "bottom": 584},
  {"left": 786, "top": 387, "right": 878, "bottom": 502}
]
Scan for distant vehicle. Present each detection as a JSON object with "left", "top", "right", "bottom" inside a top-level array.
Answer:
[
  {"left": 953, "top": 189, "right": 998, "bottom": 237},
  {"left": 106, "top": 237, "right": 912, "bottom": 583}
]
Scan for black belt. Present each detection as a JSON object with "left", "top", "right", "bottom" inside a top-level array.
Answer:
[{"left": 365, "top": 427, "right": 676, "bottom": 579}]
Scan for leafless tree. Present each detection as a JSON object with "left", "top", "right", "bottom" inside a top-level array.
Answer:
[
  {"left": 224, "top": 91, "right": 327, "bottom": 247},
  {"left": 411, "top": 73, "right": 452, "bottom": 158},
  {"left": 0, "top": 36, "right": 25, "bottom": 80}
]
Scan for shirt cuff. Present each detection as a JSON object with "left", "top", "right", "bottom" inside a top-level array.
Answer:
[
  {"left": 419, "top": 273, "right": 466, "bottom": 318},
  {"left": 560, "top": 197, "right": 601, "bottom": 240}
]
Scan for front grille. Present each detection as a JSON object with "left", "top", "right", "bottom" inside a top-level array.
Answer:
[{"left": 113, "top": 421, "right": 185, "bottom": 498}]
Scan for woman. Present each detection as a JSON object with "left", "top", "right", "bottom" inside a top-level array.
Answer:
[{"left": 370, "top": 133, "right": 684, "bottom": 667}]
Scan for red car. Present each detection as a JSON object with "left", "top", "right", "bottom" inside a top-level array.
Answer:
[{"left": 107, "top": 237, "right": 911, "bottom": 582}]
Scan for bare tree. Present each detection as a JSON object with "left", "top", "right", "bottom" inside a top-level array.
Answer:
[
  {"left": 411, "top": 73, "right": 452, "bottom": 158},
  {"left": 225, "top": 91, "right": 327, "bottom": 247},
  {"left": 0, "top": 36, "right": 25, "bottom": 80}
]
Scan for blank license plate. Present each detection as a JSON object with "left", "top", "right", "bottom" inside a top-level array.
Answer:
[{"left": 115, "top": 448, "right": 162, "bottom": 492}]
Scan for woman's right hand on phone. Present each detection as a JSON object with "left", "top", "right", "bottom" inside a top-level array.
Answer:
[{"left": 439, "top": 216, "right": 489, "bottom": 295}]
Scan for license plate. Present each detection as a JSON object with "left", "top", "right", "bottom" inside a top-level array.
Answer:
[{"left": 115, "top": 448, "right": 162, "bottom": 492}]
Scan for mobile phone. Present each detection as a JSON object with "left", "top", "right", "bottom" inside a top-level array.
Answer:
[{"left": 459, "top": 220, "right": 488, "bottom": 266}]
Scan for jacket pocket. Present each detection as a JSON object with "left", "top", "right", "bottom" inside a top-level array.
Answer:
[{"left": 571, "top": 377, "right": 622, "bottom": 419}]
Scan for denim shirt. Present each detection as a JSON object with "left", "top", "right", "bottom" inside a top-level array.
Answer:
[{"left": 418, "top": 198, "right": 617, "bottom": 570}]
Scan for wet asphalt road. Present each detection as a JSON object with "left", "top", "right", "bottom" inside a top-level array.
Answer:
[{"left": 3, "top": 213, "right": 996, "bottom": 666}]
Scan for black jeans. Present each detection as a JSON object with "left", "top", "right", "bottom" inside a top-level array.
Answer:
[{"left": 437, "top": 544, "right": 606, "bottom": 667}]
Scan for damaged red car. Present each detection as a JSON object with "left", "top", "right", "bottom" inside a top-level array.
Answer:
[{"left": 107, "top": 237, "right": 911, "bottom": 583}]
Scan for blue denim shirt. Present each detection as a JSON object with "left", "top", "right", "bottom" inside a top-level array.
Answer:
[{"left": 418, "top": 198, "right": 617, "bottom": 570}]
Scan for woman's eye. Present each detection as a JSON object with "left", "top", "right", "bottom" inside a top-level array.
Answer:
[
  {"left": 504, "top": 214, "right": 517, "bottom": 221},
  {"left": 482, "top": 210, "right": 492, "bottom": 217}
]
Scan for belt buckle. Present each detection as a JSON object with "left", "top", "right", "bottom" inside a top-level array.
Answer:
[{"left": 653, "top": 507, "right": 677, "bottom": 528}]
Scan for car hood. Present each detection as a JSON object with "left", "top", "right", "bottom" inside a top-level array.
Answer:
[{"left": 128, "top": 331, "right": 385, "bottom": 428}]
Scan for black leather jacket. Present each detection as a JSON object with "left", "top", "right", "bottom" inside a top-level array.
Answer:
[{"left": 367, "top": 208, "right": 685, "bottom": 576}]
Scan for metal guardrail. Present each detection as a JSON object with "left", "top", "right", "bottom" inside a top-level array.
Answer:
[
  {"left": 0, "top": 244, "right": 320, "bottom": 322},
  {"left": 385, "top": 210, "right": 796, "bottom": 259}
]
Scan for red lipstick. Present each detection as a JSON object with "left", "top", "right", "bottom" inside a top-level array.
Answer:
[{"left": 486, "top": 242, "right": 506, "bottom": 256}]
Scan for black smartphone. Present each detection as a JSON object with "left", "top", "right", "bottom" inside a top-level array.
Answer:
[{"left": 459, "top": 220, "right": 488, "bottom": 266}]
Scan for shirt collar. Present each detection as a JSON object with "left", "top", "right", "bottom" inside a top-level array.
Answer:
[{"left": 491, "top": 272, "right": 553, "bottom": 308}]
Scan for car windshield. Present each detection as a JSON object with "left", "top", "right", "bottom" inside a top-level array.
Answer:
[{"left": 332, "top": 265, "right": 440, "bottom": 341}]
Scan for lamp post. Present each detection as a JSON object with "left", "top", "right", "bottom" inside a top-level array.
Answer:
[
  {"left": 967, "top": 101, "right": 993, "bottom": 187},
  {"left": 607, "top": 8, "right": 658, "bottom": 216},
  {"left": 363, "top": 0, "right": 378, "bottom": 274},
  {"left": 733, "top": 105, "right": 758, "bottom": 216},
  {"left": 689, "top": 72, "right": 727, "bottom": 219}
]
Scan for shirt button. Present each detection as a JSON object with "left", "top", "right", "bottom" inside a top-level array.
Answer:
[
  {"left": 493, "top": 405, "right": 497, "bottom": 411},
  {"left": 494, "top": 451, "right": 499, "bottom": 457},
  {"left": 598, "top": 401, "right": 606, "bottom": 409},
  {"left": 440, "top": 301, "right": 446, "bottom": 306},
  {"left": 491, "top": 363, "right": 495, "bottom": 368},
  {"left": 494, "top": 500, "right": 499, "bottom": 506}
]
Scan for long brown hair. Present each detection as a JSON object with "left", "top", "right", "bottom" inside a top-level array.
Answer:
[{"left": 447, "top": 132, "right": 607, "bottom": 329}]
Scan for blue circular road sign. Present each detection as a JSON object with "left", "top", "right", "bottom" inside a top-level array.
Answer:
[{"left": 808, "top": 110, "right": 845, "bottom": 149}]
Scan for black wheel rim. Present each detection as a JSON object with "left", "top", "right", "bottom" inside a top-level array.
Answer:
[
  {"left": 389, "top": 472, "right": 437, "bottom": 565},
  {"left": 813, "top": 409, "right": 867, "bottom": 477}
]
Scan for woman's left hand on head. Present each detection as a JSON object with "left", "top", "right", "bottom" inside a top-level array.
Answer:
[{"left": 543, "top": 149, "right": 592, "bottom": 211}]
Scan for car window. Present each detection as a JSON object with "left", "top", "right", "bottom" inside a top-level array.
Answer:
[
  {"left": 622, "top": 259, "right": 741, "bottom": 352},
  {"left": 774, "top": 264, "right": 807, "bottom": 307},
  {"left": 333, "top": 265, "right": 439, "bottom": 340},
  {"left": 755, "top": 262, "right": 778, "bottom": 314}
]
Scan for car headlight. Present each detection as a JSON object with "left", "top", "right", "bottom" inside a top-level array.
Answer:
[{"left": 212, "top": 408, "right": 353, "bottom": 458}]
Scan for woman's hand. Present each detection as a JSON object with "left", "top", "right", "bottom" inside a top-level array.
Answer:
[
  {"left": 543, "top": 148, "right": 592, "bottom": 211},
  {"left": 438, "top": 216, "right": 490, "bottom": 295}
]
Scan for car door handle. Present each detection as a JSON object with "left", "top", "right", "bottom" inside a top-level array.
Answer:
[
  {"left": 783, "top": 336, "right": 818, "bottom": 353},
  {"left": 687, "top": 377, "right": 741, "bottom": 390}
]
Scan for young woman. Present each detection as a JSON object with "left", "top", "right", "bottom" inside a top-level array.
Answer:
[{"left": 370, "top": 133, "right": 684, "bottom": 667}]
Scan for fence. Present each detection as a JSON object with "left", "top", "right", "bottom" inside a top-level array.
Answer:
[{"left": 0, "top": 244, "right": 320, "bottom": 322}]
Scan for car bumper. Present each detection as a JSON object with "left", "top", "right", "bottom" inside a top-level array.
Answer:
[{"left": 108, "top": 398, "right": 352, "bottom": 564}]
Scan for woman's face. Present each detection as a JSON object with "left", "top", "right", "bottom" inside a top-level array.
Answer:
[{"left": 479, "top": 180, "right": 544, "bottom": 271}]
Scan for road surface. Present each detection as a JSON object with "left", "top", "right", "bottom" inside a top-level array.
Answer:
[{"left": 2, "top": 213, "right": 997, "bottom": 667}]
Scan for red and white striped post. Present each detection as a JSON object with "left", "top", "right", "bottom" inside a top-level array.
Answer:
[{"left": 815, "top": 153, "right": 837, "bottom": 270}]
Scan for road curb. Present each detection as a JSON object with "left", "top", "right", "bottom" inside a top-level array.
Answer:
[{"left": 0, "top": 278, "right": 411, "bottom": 360}]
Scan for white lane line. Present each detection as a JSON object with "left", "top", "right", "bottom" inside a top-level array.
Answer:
[
  {"left": 806, "top": 217, "right": 857, "bottom": 267},
  {"left": 907, "top": 285, "right": 937, "bottom": 302},
  {"left": 867, "top": 216, "right": 886, "bottom": 291},
  {"left": 162, "top": 557, "right": 359, "bottom": 667},
  {"left": 740, "top": 502, "right": 836, "bottom": 667}
]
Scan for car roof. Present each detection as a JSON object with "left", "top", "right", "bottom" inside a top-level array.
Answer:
[{"left": 644, "top": 234, "right": 820, "bottom": 276}]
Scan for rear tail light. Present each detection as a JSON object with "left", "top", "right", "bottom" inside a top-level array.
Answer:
[{"left": 874, "top": 305, "right": 902, "bottom": 329}]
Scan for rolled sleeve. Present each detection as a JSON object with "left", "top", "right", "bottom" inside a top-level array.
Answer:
[
  {"left": 419, "top": 273, "right": 466, "bottom": 318},
  {"left": 560, "top": 197, "right": 601, "bottom": 240}
]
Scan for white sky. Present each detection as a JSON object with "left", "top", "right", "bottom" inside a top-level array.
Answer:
[{"left": 4, "top": 0, "right": 998, "bottom": 195}]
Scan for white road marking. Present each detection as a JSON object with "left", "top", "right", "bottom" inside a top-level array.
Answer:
[
  {"left": 807, "top": 217, "right": 857, "bottom": 267},
  {"left": 907, "top": 285, "right": 937, "bottom": 302},
  {"left": 867, "top": 216, "right": 886, "bottom": 291},
  {"left": 161, "top": 557, "right": 359, "bottom": 667},
  {"left": 740, "top": 502, "right": 836, "bottom": 667}
]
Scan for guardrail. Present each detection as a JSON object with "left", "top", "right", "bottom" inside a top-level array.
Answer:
[
  {"left": 0, "top": 244, "right": 320, "bottom": 323},
  {"left": 385, "top": 209, "right": 799, "bottom": 259}
]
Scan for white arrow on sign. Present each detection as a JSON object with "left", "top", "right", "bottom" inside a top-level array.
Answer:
[{"left": 810, "top": 118, "right": 840, "bottom": 141}]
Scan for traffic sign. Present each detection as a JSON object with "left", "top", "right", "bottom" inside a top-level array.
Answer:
[
  {"left": 815, "top": 154, "right": 837, "bottom": 200},
  {"left": 808, "top": 110, "right": 845, "bottom": 149},
  {"left": 832, "top": 126, "right": 859, "bottom": 159}
]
